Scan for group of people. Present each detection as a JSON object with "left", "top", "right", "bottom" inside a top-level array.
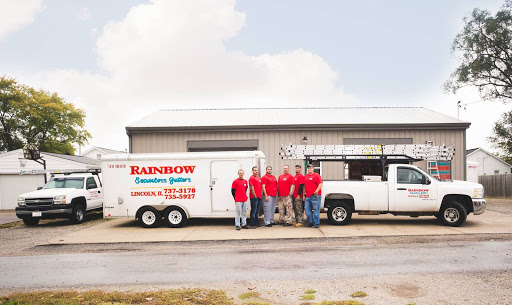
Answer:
[{"left": 231, "top": 164, "right": 323, "bottom": 231}]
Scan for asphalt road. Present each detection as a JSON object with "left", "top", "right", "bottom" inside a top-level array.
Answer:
[{"left": 1, "top": 239, "right": 511, "bottom": 289}]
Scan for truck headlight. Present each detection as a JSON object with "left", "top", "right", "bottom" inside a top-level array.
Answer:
[
  {"left": 18, "top": 197, "right": 26, "bottom": 206},
  {"left": 474, "top": 188, "right": 484, "bottom": 199},
  {"left": 54, "top": 195, "right": 67, "bottom": 204}
]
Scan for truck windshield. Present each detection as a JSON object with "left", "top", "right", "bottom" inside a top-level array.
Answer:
[{"left": 43, "top": 177, "right": 84, "bottom": 189}]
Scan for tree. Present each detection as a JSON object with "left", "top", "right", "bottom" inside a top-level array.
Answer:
[
  {"left": 445, "top": 2, "right": 512, "bottom": 102},
  {"left": 488, "top": 111, "right": 512, "bottom": 164},
  {"left": 0, "top": 76, "right": 90, "bottom": 154}
]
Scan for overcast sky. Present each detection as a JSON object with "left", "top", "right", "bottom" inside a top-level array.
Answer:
[{"left": 1, "top": 0, "right": 510, "bottom": 154}]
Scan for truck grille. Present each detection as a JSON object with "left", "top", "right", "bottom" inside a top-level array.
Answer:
[{"left": 25, "top": 198, "right": 54, "bottom": 206}]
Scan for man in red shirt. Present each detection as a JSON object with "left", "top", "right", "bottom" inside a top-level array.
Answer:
[
  {"left": 292, "top": 164, "right": 305, "bottom": 227},
  {"left": 231, "top": 169, "right": 249, "bottom": 230},
  {"left": 249, "top": 166, "right": 262, "bottom": 229},
  {"left": 304, "top": 164, "right": 323, "bottom": 228},
  {"left": 261, "top": 166, "right": 277, "bottom": 227},
  {"left": 278, "top": 165, "right": 295, "bottom": 226}
]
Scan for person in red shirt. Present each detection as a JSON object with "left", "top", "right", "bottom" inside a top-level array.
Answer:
[
  {"left": 249, "top": 166, "right": 262, "bottom": 229},
  {"left": 304, "top": 164, "right": 323, "bottom": 228},
  {"left": 261, "top": 166, "right": 277, "bottom": 227},
  {"left": 231, "top": 169, "right": 249, "bottom": 230},
  {"left": 292, "top": 164, "right": 305, "bottom": 227},
  {"left": 278, "top": 165, "right": 295, "bottom": 226}
]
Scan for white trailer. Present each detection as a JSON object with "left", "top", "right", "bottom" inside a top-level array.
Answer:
[{"left": 101, "top": 151, "right": 265, "bottom": 228}]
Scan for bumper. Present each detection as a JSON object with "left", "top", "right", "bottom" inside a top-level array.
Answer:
[
  {"left": 472, "top": 199, "right": 486, "bottom": 215},
  {"left": 15, "top": 205, "right": 73, "bottom": 219}
]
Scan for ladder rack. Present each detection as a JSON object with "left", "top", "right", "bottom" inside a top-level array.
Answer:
[{"left": 280, "top": 144, "right": 455, "bottom": 162}]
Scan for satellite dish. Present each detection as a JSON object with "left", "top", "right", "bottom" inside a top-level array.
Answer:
[{"left": 23, "top": 144, "right": 41, "bottom": 160}]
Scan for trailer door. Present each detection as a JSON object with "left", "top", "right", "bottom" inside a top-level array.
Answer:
[{"left": 211, "top": 160, "right": 242, "bottom": 212}]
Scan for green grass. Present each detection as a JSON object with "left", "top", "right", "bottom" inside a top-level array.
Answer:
[
  {"left": 0, "top": 289, "right": 232, "bottom": 305},
  {"left": 0, "top": 221, "right": 23, "bottom": 229},
  {"left": 349, "top": 291, "right": 367, "bottom": 298},
  {"left": 238, "top": 291, "right": 261, "bottom": 299},
  {"left": 300, "top": 294, "right": 316, "bottom": 300},
  {"left": 304, "top": 289, "right": 317, "bottom": 294}
]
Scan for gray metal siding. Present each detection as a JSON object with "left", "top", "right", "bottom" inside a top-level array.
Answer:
[{"left": 130, "top": 128, "right": 466, "bottom": 180}]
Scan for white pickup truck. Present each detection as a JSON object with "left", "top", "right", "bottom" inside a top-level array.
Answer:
[
  {"left": 322, "top": 164, "right": 486, "bottom": 227},
  {"left": 16, "top": 173, "right": 103, "bottom": 226}
]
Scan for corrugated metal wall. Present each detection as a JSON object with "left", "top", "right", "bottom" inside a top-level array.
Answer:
[{"left": 130, "top": 129, "right": 466, "bottom": 180}]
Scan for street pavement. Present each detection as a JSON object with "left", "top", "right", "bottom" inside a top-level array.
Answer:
[{"left": 0, "top": 211, "right": 19, "bottom": 225}]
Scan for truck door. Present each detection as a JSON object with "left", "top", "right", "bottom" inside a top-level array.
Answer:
[
  {"left": 211, "top": 160, "right": 242, "bottom": 212},
  {"left": 392, "top": 166, "right": 437, "bottom": 212},
  {"left": 85, "top": 176, "right": 103, "bottom": 209}
]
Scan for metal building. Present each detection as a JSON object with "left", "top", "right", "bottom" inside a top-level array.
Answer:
[{"left": 126, "top": 107, "right": 470, "bottom": 180}]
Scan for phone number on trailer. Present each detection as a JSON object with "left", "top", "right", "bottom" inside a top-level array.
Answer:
[
  {"left": 164, "top": 188, "right": 196, "bottom": 194},
  {"left": 165, "top": 194, "right": 196, "bottom": 200}
]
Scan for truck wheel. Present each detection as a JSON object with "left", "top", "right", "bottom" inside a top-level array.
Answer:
[
  {"left": 71, "top": 205, "right": 85, "bottom": 224},
  {"left": 23, "top": 218, "right": 40, "bottom": 226},
  {"left": 439, "top": 201, "right": 467, "bottom": 227},
  {"left": 164, "top": 206, "right": 188, "bottom": 228},
  {"left": 327, "top": 202, "right": 352, "bottom": 225},
  {"left": 138, "top": 207, "right": 160, "bottom": 228}
]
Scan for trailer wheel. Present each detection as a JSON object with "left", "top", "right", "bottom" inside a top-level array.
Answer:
[
  {"left": 439, "top": 201, "right": 467, "bottom": 227},
  {"left": 164, "top": 206, "right": 188, "bottom": 228},
  {"left": 23, "top": 217, "right": 40, "bottom": 226},
  {"left": 138, "top": 207, "right": 161, "bottom": 228},
  {"left": 327, "top": 202, "right": 352, "bottom": 225}
]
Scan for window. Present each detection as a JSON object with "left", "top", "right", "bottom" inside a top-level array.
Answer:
[
  {"left": 44, "top": 178, "right": 84, "bottom": 189},
  {"left": 495, "top": 170, "right": 500, "bottom": 175},
  {"left": 96, "top": 154, "right": 101, "bottom": 160},
  {"left": 397, "top": 167, "right": 426, "bottom": 184},
  {"left": 86, "top": 177, "right": 98, "bottom": 189}
]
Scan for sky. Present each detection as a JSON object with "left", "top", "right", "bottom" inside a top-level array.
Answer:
[{"left": 0, "top": 0, "right": 510, "bottom": 154}]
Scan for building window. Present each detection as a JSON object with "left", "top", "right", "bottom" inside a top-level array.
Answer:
[
  {"left": 495, "top": 170, "right": 500, "bottom": 175},
  {"left": 96, "top": 154, "right": 101, "bottom": 160}
]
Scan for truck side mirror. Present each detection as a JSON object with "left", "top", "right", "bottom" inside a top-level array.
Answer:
[{"left": 37, "top": 186, "right": 43, "bottom": 190}]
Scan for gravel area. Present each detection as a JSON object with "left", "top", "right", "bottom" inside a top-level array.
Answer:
[{"left": 486, "top": 198, "right": 512, "bottom": 215}]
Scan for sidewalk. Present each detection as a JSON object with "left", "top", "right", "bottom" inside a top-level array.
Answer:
[{"left": 46, "top": 211, "right": 512, "bottom": 245}]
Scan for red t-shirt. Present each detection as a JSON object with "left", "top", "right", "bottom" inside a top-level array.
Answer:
[
  {"left": 293, "top": 173, "right": 305, "bottom": 197},
  {"left": 249, "top": 175, "right": 262, "bottom": 199},
  {"left": 304, "top": 173, "right": 323, "bottom": 197},
  {"left": 231, "top": 178, "right": 248, "bottom": 202},
  {"left": 278, "top": 173, "right": 294, "bottom": 196},
  {"left": 261, "top": 174, "right": 277, "bottom": 196}
]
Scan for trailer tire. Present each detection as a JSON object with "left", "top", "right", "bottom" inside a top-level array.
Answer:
[
  {"left": 164, "top": 206, "right": 188, "bottom": 228},
  {"left": 138, "top": 207, "right": 161, "bottom": 228},
  {"left": 23, "top": 217, "right": 40, "bottom": 226},
  {"left": 70, "top": 204, "right": 85, "bottom": 224},
  {"left": 439, "top": 201, "right": 467, "bottom": 227},
  {"left": 327, "top": 202, "right": 352, "bottom": 225}
]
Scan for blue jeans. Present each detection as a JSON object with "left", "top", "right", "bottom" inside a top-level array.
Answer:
[
  {"left": 235, "top": 201, "right": 247, "bottom": 227},
  {"left": 305, "top": 195, "right": 321, "bottom": 226},
  {"left": 250, "top": 197, "right": 261, "bottom": 226}
]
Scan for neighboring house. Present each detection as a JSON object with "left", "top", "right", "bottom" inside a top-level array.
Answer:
[
  {"left": 466, "top": 147, "right": 512, "bottom": 176},
  {"left": 81, "top": 146, "right": 125, "bottom": 160},
  {"left": 0, "top": 149, "right": 100, "bottom": 210}
]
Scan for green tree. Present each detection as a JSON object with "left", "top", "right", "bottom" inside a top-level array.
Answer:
[
  {"left": 445, "top": 2, "right": 512, "bottom": 102},
  {"left": 488, "top": 111, "right": 512, "bottom": 164},
  {"left": 0, "top": 76, "right": 90, "bottom": 154}
]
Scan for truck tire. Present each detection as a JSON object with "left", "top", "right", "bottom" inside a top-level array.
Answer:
[
  {"left": 71, "top": 204, "right": 85, "bottom": 224},
  {"left": 23, "top": 218, "right": 40, "bottom": 226},
  {"left": 439, "top": 201, "right": 467, "bottom": 227},
  {"left": 327, "top": 202, "right": 352, "bottom": 225},
  {"left": 164, "top": 206, "right": 188, "bottom": 228},
  {"left": 138, "top": 207, "right": 160, "bottom": 228}
]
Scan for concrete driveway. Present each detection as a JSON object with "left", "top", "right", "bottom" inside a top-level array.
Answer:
[
  {"left": 0, "top": 211, "right": 20, "bottom": 225},
  {"left": 46, "top": 211, "right": 512, "bottom": 245}
]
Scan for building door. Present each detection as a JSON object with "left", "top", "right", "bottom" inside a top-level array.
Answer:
[{"left": 210, "top": 160, "right": 242, "bottom": 212}]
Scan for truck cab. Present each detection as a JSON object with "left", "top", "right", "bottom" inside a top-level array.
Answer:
[
  {"left": 16, "top": 173, "right": 103, "bottom": 226},
  {"left": 322, "top": 164, "right": 486, "bottom": 227}
]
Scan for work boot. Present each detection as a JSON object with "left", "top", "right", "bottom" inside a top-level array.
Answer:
[
  {"left": 295, "top": 223, "right": 303, "bottom": 227},
  {"left": 283, "top": 223, "right": 292, "bottom": 227},
  {"left": 236, "top": 226, "right": 241, "bottom": 230},
  {"left": 242, "top": 225, "right": 249, "bottom": 229}
]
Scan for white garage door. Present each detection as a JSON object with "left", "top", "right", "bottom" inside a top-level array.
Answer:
[{"left": 0, "top": 174, "right": 45, "bottom": 210}]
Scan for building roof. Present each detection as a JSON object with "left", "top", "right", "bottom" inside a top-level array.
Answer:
[
  {"left": 466, "top": 147, "right": 512, "bottom": 167},
  {"left": 81, "top": 146, "right": 125, "bottom": 156},
  {"left": 126, "top": 107, "right": 470, "bottom": 132},
  {"left": 44, "top": 152, "right": 100, "bottom": 166}
]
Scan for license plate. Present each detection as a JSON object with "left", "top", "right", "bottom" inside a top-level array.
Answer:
[{"left": 32, "top": 211, "right": 42, "bottom": 217}]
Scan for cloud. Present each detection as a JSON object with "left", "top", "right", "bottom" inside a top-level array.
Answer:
[
  {"left": 27, "top": 0, "right": 356, "bottom": 151},
  {"left": 76, "top": 7, "right": 90, "bottom": 21},
  {"left": 0, "top": 0, "right": 44, "bottom": 42}
]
